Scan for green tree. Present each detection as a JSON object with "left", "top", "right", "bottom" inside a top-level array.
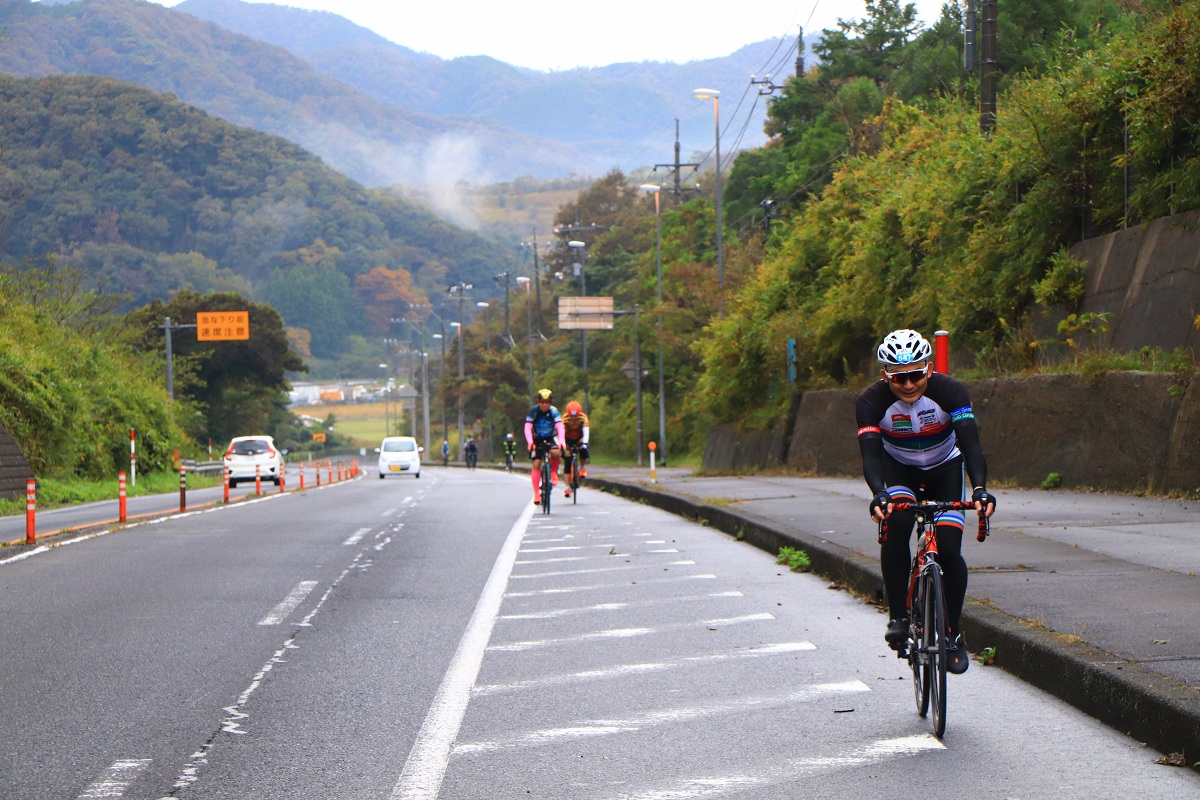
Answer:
[{"left": 122, "top": 291, "right": 306, "bottom": 442}]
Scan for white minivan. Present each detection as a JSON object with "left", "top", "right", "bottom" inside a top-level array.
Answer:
[{"left": 376, "top": 436, "right": 421, "bottom": 479}]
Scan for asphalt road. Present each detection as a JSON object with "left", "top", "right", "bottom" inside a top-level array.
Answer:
[{"left": 1, "top": 467, "right": 1197, "bottom": 799}]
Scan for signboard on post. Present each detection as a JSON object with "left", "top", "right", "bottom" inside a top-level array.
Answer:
[
  {"left": 558, "top": 297, "right": 614, "bottom": 330},
  {"left": 197, "top": 311, "right": 250, "bottom": 341}
]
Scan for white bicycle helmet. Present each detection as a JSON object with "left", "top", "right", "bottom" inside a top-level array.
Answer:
[{"left": 876, "top": 329, "right": 932, "bottom": 366}]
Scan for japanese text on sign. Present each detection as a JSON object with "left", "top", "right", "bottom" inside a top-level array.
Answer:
[{"left": 197, "top": 311, "right": 249, "bottom": 341}]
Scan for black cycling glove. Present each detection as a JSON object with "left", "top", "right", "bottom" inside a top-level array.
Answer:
[
  {"left": 869, "top": 490, "right": 891, "bottom": 517},
  {"left": 971, "top": 486, "right": 997, "bottom": 512}
]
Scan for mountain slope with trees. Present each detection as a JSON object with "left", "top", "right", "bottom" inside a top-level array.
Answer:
[
  {"left": 0, "top": 73, "right": 515, "bottom": 357},
  {"left": 0, "top": 0, "right": 585, "bottom": 184}
]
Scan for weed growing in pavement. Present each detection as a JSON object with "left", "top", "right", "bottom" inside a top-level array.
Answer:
[
  {"left": 1042, "top": 472, "right": 1062, "bottom": 489},
  {"left": 776, "top": 546, "right": 812, "bottom": 572},
  {"left": 977, "top": 646, "right": 997, "bottom": 665}
]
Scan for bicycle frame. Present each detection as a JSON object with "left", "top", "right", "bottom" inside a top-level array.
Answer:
[{"left": 878, "top": 498, "right": 988, "bottom": 738}]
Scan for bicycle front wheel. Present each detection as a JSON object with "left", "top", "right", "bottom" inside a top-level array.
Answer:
[
  {"left": 541, "top": 461, "right": 552, "bottom": 514},
  {"left": 909, "top": 591, "right": 928, "bottom": 718},
  {"left": 923, "top": 567, "right": 948, "bottom": 738}
]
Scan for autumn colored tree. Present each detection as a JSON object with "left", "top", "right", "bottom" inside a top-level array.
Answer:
[{"left": 354, "top": 266, "right": 427, "bottom": 333}]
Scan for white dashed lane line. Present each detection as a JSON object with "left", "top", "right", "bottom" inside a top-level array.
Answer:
[{"left": 257, "top": 580, "right": 319, "bottom": 626}]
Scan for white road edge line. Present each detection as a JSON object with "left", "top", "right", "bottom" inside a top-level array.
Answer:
[
  {"left": 76, "top": 758, "right": 151, "bottom": 799},
  {"left": 389, "top": 500, "right": 535, "bottom": 800},
  {"left": 257, "top": 580, "right": 319, "bottom": 626}
]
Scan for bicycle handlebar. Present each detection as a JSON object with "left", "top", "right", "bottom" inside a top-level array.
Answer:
[{"left": 877, "top": 500, "right": 990, "bottom": 543}]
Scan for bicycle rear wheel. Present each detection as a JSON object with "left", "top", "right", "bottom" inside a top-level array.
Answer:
[
  {"left": 923, "top": 567, "right": 948, "bottom": 738},
  {"left": 541, "top": 461, "right": 552, "bottom": 514}
]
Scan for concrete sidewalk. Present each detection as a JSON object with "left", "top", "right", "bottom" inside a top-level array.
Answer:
[{"left": 586, "top": 466, "right": 1200, "bottom": 768}]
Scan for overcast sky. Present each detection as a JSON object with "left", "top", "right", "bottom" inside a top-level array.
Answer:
[{"left": 151, "top": 0, "right": 952, "bottom": 72}]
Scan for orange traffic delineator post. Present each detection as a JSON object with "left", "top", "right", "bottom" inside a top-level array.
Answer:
[
  {"left": 223, "top": 467, "right": 230, "bottom": 504},
  {"left": 648, "top": 441, "right": 657, "bottom": 484},
  {"left": 119, "top": 471, "right": 127, "bottom": 522},
  {"left": 299, "top": 462, "right": 306, "bottom": 490},
  {"left": 25, "top": 478, "right": 36, "bottom": 544},
  {"left": 255, "top": 464, "right": 262, "bottom": 496}
]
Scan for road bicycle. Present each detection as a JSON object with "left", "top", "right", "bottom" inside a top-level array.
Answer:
[
  {"left": 879, "top": 499, "right": 988, "bottom": 738},
  {"left": 504, "top": 450, "right": 515, "bottom": 472},
  {"left": 562, "top": 443, "right": 584, "bottom": 504},
  {"left": 465, "top": 449, "right": 478, "bottom": 470},
  {"left": 532, "top": 441, "right": 554, "bottom": 514}
]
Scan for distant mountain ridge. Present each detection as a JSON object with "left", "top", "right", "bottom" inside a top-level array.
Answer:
[
  {"left": 10, "top": 0, "right": 789, "bottom": 185},
  {"left": 0, "top": 0, "right": 587, "bottom": 185},
  {"left": 176, "top": 0, "right": 785, "bottom": 166}
]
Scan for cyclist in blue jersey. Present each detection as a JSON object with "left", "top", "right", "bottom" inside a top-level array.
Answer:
[
  {"left": 856, "top": 329, "right": 996, "bottom": 675},
  {"left": 524, "top": 388, "right": 566, "bottom": 505}
]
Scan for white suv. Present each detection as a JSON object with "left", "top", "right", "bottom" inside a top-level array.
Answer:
[
  {"left": 223, "top": 435, "right": 284, "bottom": 486},
  {"left": 377, "top": 436, "right": 421, "bottom": 479}
]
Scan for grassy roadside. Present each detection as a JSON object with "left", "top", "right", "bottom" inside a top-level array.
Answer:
[{"left": 0, "top": 470, "right": 224, "bottom": 517}]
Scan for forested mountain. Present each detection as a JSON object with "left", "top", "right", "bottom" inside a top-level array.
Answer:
[
  {"left": 0, "top": 73, "right": 515, "bottom": 357},
  {"left": 0, "top": 0, "right": 586, "bottom": 184}
]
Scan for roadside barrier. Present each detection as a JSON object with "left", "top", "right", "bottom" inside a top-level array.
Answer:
[{"left": 25, "top": 479, "right": 35, "bottom": 544}]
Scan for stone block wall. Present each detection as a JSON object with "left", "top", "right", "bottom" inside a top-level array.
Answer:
[{"left": 703, "top": 372, "right": 1200, "bottom": 495}]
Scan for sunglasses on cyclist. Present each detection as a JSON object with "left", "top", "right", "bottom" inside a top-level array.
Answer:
[{"left": 885, "top": 367, "right": 929, "bottom": 385}]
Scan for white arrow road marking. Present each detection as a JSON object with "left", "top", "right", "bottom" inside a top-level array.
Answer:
[
  {"left": 458, "top": 679, "right": 866, "bottom": 753},
  {"left": 601, "top": 734, "right": 945, "bottom": 799},
  {"left": 257, "top": 580, "right": 318, "bottom": 626},
  {"left": 475, "top": 642, "right": 817, "bottom": 697}
]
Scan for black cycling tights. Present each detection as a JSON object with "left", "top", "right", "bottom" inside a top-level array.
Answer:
[{"left": 880, "top": 455, "right": 968, "bottom": 634}]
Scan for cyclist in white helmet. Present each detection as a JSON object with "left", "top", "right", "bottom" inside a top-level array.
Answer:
[{"left": 855, "top": 329, "right": 996, "bottom": 675}]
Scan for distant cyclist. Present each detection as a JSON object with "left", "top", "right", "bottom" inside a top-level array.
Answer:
[
  {"left": 503, "top": 433, "right": 518, "bottom": 470},
  {"left": 856, "top": 329, "right": 996, "bottom": 675},
  {"left": 464, "top": 437, "right": 478, "bottom": 470},
  {"left": 561, "top": 400, "right": 590, "bottom": 498},
  {"left": 524, "top": 388, "right": 565, "bottom": 505},
  {"left": 441, "top": 440, "right": 450, "bottom": 466}
]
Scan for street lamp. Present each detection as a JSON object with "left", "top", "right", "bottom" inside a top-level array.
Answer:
[
  {"left": 378, "top": 362, "right": 390, "bottom": 438},
  {"left": 432, "top": 330, "right": 447, "bottom": 445},
  {"left": 568, "top": 239, "right": 589, "bottom": 412},
  {"left": 640, "top": 183, "right": 667, "bottom": 466},
  {"left": 516, "top": 276, "right": 535, "bottom": 405},
  {"left": 694, "top": 87, "right": 724, "bottom": 291},
  {"left": 476, "top": 300, "right": 493, "bottom": 457},
  {"left": 451, "top": 320, "right": 463, "bottom": 458}
]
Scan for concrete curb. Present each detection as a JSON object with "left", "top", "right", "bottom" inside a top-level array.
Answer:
[{"left": 590, "top": 475, "right": 1200, "bottom": 767}]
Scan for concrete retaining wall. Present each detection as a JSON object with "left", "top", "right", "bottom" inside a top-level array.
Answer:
[{"left": 704, "top": 372, "right": 1200, "bottom": 495}]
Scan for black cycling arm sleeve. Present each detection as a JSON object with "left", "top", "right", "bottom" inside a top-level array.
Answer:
[
  {"left": 858, "top": 434, "right": 888, "bottom": 496},
  {"left": 954, "top": 418, "right": 988, "bottom": 488}
]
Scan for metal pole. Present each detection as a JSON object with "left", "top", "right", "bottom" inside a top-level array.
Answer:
[
  {"left": 654, "top": 192, "right": 668, "bottom": 466},
  {"left": 164, "top": 316, "right": 174, "bottom": 400},
  {"left": 714, "top": 95, "right": 724, "bottom": 291},
  {"left": 634, "top": 304, "right": 643, "bottom": 466},
  {"left": 422, "top": 352, "right": 431, "bottom": 451}
]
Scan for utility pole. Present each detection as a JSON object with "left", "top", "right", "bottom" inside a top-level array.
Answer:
[
  {"left": 654, "top": 119, "right": 700, "bottom": 205},
  {"left": 494, "top": 271, "right": 514, "bottom": 346},
  {"left": 448, "top": 281, "right": 473, "bottom": 456},
  {"left": 979, "top": 0, "right": 998, "bottom": 134}
]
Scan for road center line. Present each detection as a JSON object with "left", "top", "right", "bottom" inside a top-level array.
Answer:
[
  {"left": 343, "top": 527, "right": 372, "bottom": 546},
  {"left": 257, "top": 580, "right": 319, "bottom": 626},
  {"left": 76, "top": 758, "right": 151, "bottom": 799},
  {"left": 389, "top": 501, "right": 535, "bottom": 800}
]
